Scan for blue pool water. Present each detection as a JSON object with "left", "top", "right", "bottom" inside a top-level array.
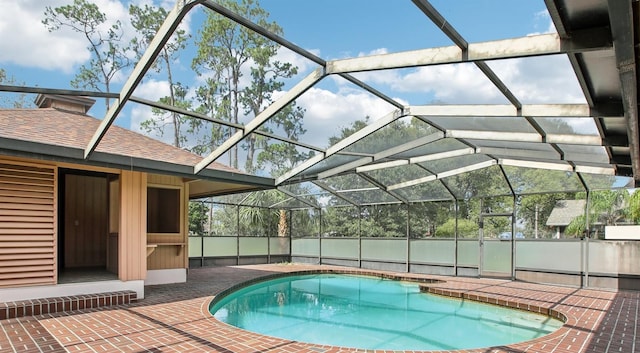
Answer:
[{"left": 210, "top": 274, "right": 563, "bottom": 351}]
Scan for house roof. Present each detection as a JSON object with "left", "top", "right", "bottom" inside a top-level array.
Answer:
[
  {"left": 0, "top": 103, "right": 274, "bottom": 196},
  {"left": 546, "top": 199, "right": 586, "bottom": 226}
]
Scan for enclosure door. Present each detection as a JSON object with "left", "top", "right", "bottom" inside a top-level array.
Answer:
[{"left": 479, "top": 215, "right": 514, "bottom": 278}]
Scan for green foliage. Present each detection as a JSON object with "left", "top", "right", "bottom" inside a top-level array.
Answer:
[
  {"left": 291, "top": 209, "right": 318, "bottom": 237},
  {"left": 189, "top": 201, "right": 209, "bottom": 235},
  {"left": 360, "top": 204, "right": 407, "bottom": 237},
  {"left": 322, "top": 206, "right": 360, "bottom": 237},
  {"left": 565, "top": 214, "right": 586, "bottom": 237},
  {"left": 209, "top": 204, "right": 239, "bottom": 236},
  {"left": 435, "top": 218, "right": 478, "bottom": 238},
  {"left": 43, "top": 0, "right": 131, "bottom": 109},
  {"left": 589, "top": 189, "right": 629, "bottom": 225},
  {"left": 409, "top": 202, "right": 453, "bottom": 238},
  {"left": 0, "top": 68, "right": 32, "bottom": 108},
  {"left": 191, "top": 0, "right": 301, "bottom": 171},
  {"left": 518, "top": 193, "right": 572, "bottom": 237},
  {"left": 130, "top": 3, "right": 192, "bottom": 148},
  {"left": 629, "top": 190, "right": 640, "bottom": 223}
]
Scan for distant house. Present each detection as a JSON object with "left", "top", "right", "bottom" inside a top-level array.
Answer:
[
  {"left": 0, "top": 94, "right": 272, "bottom": 302},
  {"left": 546, "top": 199, "right": 586, "bottom": 238}
]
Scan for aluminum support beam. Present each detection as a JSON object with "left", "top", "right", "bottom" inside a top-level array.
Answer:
[
  {"left": 202, "top": 0, "right": 402, "bottom": 111},
  {"left": 326, "top": 109, "right": 402, "bottom": 156},
  {"left": 411, "top": 0, "right": 467, "bottom": 49},
  {"left": 474, "top": 61, "right": 522, "bottom": 108},
  {"left": 373, "top": 132, "right": 444, "bottom": 160},
  {"left": 476, "top": 147, "right": 561, "bottom": 161},
  {"left": 0, "top": 85, "right": 118, "bottom": 99},
  {"left": 275, "top": 154, "right": 325, "bottom": 185},
  {"left": 356, "top": 160, "right": 408, "bottom": 173},
  {"left": 407, "top": 104, "right": 594, "bottom": 117},
  {"left": 276, "top": 187, "right": 319, "bottom": 210},
  {"left": 129, "top": 96, "right": 325, "bottom": 153},
  {"left": 574, "top": 165, "right": 615, "bottom": 175},
  {"left": 499, "top": 158, "right": 615, "bottom": 176},
  {"left": 84, "top": 0, "right": 201, "bottom": 159},
  {"left": 412, "top": 0, "right": 521, "bottom": 107},
  {"left": 311, "top": 181, "right": 360, "bottom": 206},
  {"left": 437, "top": 160, "right": 497, "bottom": 179},
  {"left": 409, "top": 148, "right": 475, "bottom": 164},
  {"left": 357, "top": 173, "right": 409, "bottom": 204},
  {"left": 358, "top": 147, "right": 476, "bottom": 175},
  {"left": 446, "top": 130, "right": 542, "bottom": 143},
  {"left": 607, "top": 0, "right": 639, "bottom": 184},
  {"left": 387, "top": 175, "right": 437, "bottom": 191},
  {"left": 389, "top": 160, "right": 497, "bottom": 190},
  {"left": 195, "top": 67, "right": 325, "bottom": 173},
  {"left": 326, "top": 31, "right": 612, "bottom": 74},
  {"left": 447, "top": 130, "right": 603, "bottom": 146},
  {"left": 317, "top": 157, "right": 372, "bottom": 180},
  {"left": 278, "top": 110, "right": 426, "bottom": 184},
  {"left": 201, "top": 0, "right": 324, "bottom": 66},
  {"left": 498, "top": 158, "right": 573, "bottom": 172}
]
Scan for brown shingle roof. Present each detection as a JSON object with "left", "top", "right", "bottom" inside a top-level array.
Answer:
[
  {"left": 546, "top": 199, "right": 586, "bottom": 226},
  {"left": 0, "top": 107, "right": 240, "bottom": 174}
]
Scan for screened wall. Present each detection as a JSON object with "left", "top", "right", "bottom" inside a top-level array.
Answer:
[{"left": 189, "top": 169, "right": 640, "bottom": 290}]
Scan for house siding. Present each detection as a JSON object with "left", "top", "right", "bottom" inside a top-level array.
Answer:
[
  {"left": 0, "top": 160, "right": 56, "bottom": 287},
  {"left": 119, "top": 170, "right": 147, "bottom": 281}
]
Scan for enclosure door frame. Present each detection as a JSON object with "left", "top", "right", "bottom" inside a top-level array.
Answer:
[{"left": 478, "top": 212, "right": 515, "bottom": 279}]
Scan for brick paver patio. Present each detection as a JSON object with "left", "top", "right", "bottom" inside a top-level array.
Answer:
[{"left": 0, "top": 264, "right": 637, "bottom": 353}]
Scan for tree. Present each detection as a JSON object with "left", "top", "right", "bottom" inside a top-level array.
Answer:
[
  {"left": 140, "top": 83, "right": 193, "bottom": 148},
  {"left": 436, "top": 218, "right": 478, "bottom": 238},
  {"left": 566, "top": 189, "right": 630, "bottom": 238},
  {"left": 130, "top": 3, "right": 192, "bottom": 148},
  {"left": 189, "top": 201, "right": 209, "bottom": 235},
  {"left": 43, "top": 0, "right": 131, "bottom": 110},
  {"left": 320, "top": 117, "right": 436, "bottom": 238},
  {"left": 0, "top": 68, "right": 32, "bottom": 108},
  {"left": 629, "top": 189, "right": 640, "bottom": 223},
  {"left": 191, "top": 0, "right": 299, "bottom": 170}
]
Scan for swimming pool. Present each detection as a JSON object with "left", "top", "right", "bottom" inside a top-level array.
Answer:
[{"left": 210, "top": 273, "right": 563, "bottom": 351}]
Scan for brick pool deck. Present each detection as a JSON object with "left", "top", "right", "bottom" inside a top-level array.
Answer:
[{"left": 0, "top": 264, "right": 637, "bottom": 353}]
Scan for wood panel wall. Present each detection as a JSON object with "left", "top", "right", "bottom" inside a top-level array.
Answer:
[
  {"left": 107, "top": 178, "right": 119, "bottom": 274},
  {"left": 119, "top": 171, "right": 147, "bottom": 281},
  {"left": 64, "top": 174, "right": 108, "bottom": 268},
  {"left": 0, "top": 161, "right": 56, "bottom": 287}
]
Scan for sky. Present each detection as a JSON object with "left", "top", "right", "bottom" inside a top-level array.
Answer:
[{"left": 0, "top": 0, "right": 589, "bottom": 166}]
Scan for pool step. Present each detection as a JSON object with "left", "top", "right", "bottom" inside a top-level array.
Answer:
[{"left": 0, "top": 291, "right": 137, "bottom": 320}]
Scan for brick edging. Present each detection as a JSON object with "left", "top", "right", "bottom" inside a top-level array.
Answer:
[
  {"left": 0, "top": 290, "right": 137, "bottom": 320},
  {"left": 421, "top": 286, "right": 567, "bottom": 322}
]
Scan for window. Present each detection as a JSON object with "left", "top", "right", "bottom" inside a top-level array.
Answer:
[{"left": 147, "top": 187, "right": 180, "bottom": 233}]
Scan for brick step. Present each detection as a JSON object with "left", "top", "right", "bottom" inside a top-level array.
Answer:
[{"left": 0, "top": 291, "right": 137, "bottom": 320}]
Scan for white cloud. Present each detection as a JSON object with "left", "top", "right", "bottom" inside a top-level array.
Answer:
[
  {"left": 0, "top": 0, "right": 193, "bottom": 77},
  {"left": 276, "top": 46, "right": 321, "bottom": 79},
  {"left": 129, "top": 78, "right": 170, "bottom": 138},
  {"left": 486, "top": 55, "right": 586, "bottom": 104},
  {"left": 295, "top": 87, "right": 398, "bottom": 148},
  {"left": 0, "top": 0, "right": 88, "bottom": 72},
  {"left": 530, "top": 10, "right": 557, "bottom": 35},
  {"left": 132, "top": 78, "right": 170, "bottom": 100}
]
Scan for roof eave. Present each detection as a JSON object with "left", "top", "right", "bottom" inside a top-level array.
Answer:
[{"left": 0, "top": 136, "right": 275, "bottom": 189}]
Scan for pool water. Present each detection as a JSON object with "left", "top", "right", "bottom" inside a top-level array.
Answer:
[{"left": 210, "top": 274, "right": 563, "bottom": 351}]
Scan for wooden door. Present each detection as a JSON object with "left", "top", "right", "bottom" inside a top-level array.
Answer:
[{"left": 64, "top": 174, "right": 108, "bottom": 268}]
